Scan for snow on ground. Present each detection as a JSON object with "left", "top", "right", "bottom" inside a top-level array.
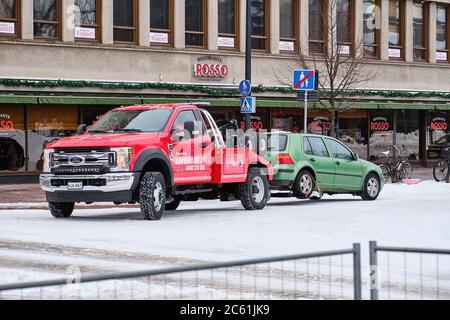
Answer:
[{"left": 0, "top": 181, "right": 449, "bottom": 299}]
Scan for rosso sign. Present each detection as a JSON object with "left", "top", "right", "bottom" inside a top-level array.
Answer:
[
  {"left": 0, "top": 120, "right": 14, "bottom": 130},
  {"left": 194, "top": 63, "right": 229, "bottom": 78},
  {"left": 430, "top": 121, "right": 448, "bottom": 131},
  {"left": 370, "top": 121, "right": 389, "bottom": 131}
]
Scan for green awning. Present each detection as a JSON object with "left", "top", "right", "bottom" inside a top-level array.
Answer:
[
  {"left": 378, "top": 103, "right": 435, "bottom": 110},
  {"left": 435, "top": 104, "right": 450, "bottom": 110},
  {"left": 0, "top": 96, "right": 38, "bottom": 104},
  {"left": 37, "top": 96, "right": 143, "bottom": 105}
]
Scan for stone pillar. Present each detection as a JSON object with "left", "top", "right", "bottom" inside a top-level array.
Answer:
[
  {"left": 62, "top": 0, "right": 75, "bottom": 42},
  {"left": 328, "top": 0, "right": 337, "bottom": 57},
  {"left": 428, "top": 1, "right": 437, "bottom": 63},
  {"left": 354, "top": 0, "right": 364, "bottom": 57},
  {"left": 404, "top": 0, "right": 414, "bottom": 62},
  {"left": 299, "top": 0, "right": 309, "bottom": 56},
  {"left": 174, "top": 0, "right": 185, "bottom": 49},
  {"left": 21, "top": 0, "right": 33, "bottom": 40},
  {"left": 139, "top": 0, "right": 150, "bottom": 46},
  {"left": 270, "top": 0, "right": 280, "bottom": 54},
  {"left": 239, "top": 0, "right": 247, "bottom": 53},
  {"left": 101, "top": 0, "right": 114, "bottom": 44},
  {"left": 208, "top": 0, "right": 218, "bottom": 51},
  {"left": 379, "top": 0, "right": 389, "bottom": 60}
]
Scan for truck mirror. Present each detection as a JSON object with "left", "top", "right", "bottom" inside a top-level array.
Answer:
[{"left": 77, "top": 124, "right": 87, "bottom": 135}]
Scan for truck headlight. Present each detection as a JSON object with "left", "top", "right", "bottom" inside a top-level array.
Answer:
[
  {"left": 43, "top": 149, "right": 54, "bottom": 173},
  {"left": 111, "top": 147, "right": 133, "bottom": 172}
]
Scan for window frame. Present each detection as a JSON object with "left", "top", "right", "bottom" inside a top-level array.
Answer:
[
  {"left": 337, "top": 0, "right": 355, "bottom": 56},
  {"left": 251, "top": 0, "right": 270, "bottom": 52},
  {"left": 74, "top": 0, "right": 101, "bottom": 42},
  {"left": 218, "top": 0, "right": 240, "bottom": 51},
  {"left": 412, "top": 0, "right": 428, "bottom": 62},
  {"left": 324, "top": 138, "right": 354, "bottom": 161},
  {"left": 279, "top": 0, "right": 299, "bottom": 54},
  {"left": 363, "top": 0, "right": 380, "bottom": 59},
  {"left": 388, "top": 0, "right": 405, "bottom": 60},
  {"left": 306, "top": 136, "right": 330, "bottom": 158},
  {"left": 0, "top": 0, "right": 20, "bottom": 38},
  {"left": 150, "top": 0, "right": 174, "bottom": 47},
  {"left": 436, "top": 4, "right": 450, "bottom": 64},
  {"left": 33, "top": 0, "right": 62, "bottom": 40},
  {"left": 113, "top": 0, "right": 138, "bottom": 44},
  {"left": 309, "top": 0, "right": 328, "bottom": 54},
  {"left": 185, "top": 0, "right": 208, "bottom": 48}
]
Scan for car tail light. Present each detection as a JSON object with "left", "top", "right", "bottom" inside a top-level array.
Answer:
[{"left": 277, "top": 154, "right": 294, "bottom": 165}]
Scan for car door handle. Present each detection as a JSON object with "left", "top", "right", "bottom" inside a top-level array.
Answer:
[
  {"left": 200, "top": 143, "right": 208, "bottom": 148},
  {"left": 309, "top": 158, "right": 316, "bottom": 162},
  {"left": 335, "top": 161, "right": 341, "bottom": 165}
]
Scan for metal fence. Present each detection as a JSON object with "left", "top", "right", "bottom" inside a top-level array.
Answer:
[
  {"left": 369, "top": 241, "right": 450, "bottom": 300},
  {"left": 0, "top": 244, "right": 362, "bottom": 300}
]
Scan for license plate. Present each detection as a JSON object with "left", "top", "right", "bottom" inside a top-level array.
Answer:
[{"left": 67, "top": 182, "right": 83, "bottom": 190}]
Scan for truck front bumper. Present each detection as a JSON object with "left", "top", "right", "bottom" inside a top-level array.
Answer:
[{"left": 40, "top": 173, "right": 138, "bottom": 203}]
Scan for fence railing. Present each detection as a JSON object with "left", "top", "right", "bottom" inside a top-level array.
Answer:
[
  {"left": 0, "top": 244, "right": 362, "bottom": 300},
  {"left": 369, "top": 241, "right": 450, "bottom": 300}
]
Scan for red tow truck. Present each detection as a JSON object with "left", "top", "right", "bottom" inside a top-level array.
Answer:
[{"left": 40, "top": 103, "right": 273, "bottom": 220}]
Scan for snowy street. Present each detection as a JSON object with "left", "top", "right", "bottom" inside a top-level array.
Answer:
[{"left": 0, "top": 181, "right": 449, "bottom": 299}]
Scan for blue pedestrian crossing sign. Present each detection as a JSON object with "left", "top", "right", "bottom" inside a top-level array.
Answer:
[
  {"left": 240, "top": 97, "right": 256, "bottom": 114},
  {"left": 239, "top": 80, "right": 252, "bottom": 96},
  {"left": 293, "top": 70, "right": 315, "bottom": 91}
]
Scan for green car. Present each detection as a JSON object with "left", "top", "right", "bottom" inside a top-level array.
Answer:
[{"left": 266, "top": 133, "right": 384, "bottom": 201}]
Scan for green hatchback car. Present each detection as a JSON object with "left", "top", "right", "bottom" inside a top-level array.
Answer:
[{"left": 266, "top": 133, "right": 384, "bottom": 201}]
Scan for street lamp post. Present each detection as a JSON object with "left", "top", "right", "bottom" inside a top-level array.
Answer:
[{"left": 244, "top": 0, "right": 252, "bottom": 131}]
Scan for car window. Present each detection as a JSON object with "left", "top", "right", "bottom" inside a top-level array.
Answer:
[
  {"left": 172, "top": 110, "right": 200, "bottom": 140},
  {"left": 303, "top": 137, "right": 313, "bottom": 155},
  {"left": 307, "top": 137, "right": 329, "bottom": 157},
  {"left": 325, "top": 138, "right": 354, "bottom": 160},
  {"left": 268, "top": 134, "right": 288, "bottom": 151}
]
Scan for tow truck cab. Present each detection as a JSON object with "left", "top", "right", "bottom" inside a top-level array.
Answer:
[{"left": 40, "top": 104, "right": 273, "bottom": 220}]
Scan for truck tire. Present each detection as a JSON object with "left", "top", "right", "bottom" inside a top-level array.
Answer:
[
  {"left": 293, "top": 170, "right": 315, "bottom": 199},
  {"left": 239, "top": 168, "right": 269, "bottom": 210},
  {"left": 165, "top": 196, "right": 181, "bottom": 211},
  {"left": 361, "top": 173, "right": 381, "bottom": 201},
  {"left": 49, "top": 202, "right": 75, "bottom": 218},
  {"left": 140, "top": 171, "right": 166, "bottom": 220}
]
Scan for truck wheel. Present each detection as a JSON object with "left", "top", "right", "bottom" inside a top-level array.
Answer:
[
  {"left": 239, "top": 168, "right": 269, "bottom": 210},
  {"left": 293, "top": 170, "right": 315, "bottom": 199},
  {"left": 361, "top": 173, "right": 381, "bottom": 201},
  {"left": 165, "top": 196, "right": 181, "bottom": 211},
  {"left": 140, "top": 172, "right": 166, "bottom": 220},
  {"left": 49, "top": 202, "right": 74, "bottom": 218}
]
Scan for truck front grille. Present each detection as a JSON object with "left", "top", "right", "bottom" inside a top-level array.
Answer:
[
  {"left": 51, "top": 166, "right": 107, "bottom": 175},
  {"left": 51, "top": 148, "right": 115, "bottom": 175}
]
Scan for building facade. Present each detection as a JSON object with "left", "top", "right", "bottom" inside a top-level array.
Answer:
[{"left": 1, "top": 0, "right": 450, "bottom": 181}]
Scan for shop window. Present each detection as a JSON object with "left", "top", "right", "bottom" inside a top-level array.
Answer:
[
  {"left": 413, "top": 0, "right": 427, "bottom": 61},
  {"left": 279, "top": 0, "right": 298, "bottom": 53},
  {"left": 396, "top": 110, "right": 420, "bottom": 161},
  {"left": 436, "top": 5, "right": 449, "bottom": 63},
  {"left": 113, "top": 0, "right": 137, "bottom": 43},
  {"left": 81, "top": 105, "right": 116, "bottom": 127},
  {"left": 309, "top": 0, "right": 327, "bottom": 54},
  {"left": 150, "top": 0, "right": 173, "bottom": 46},
  {"left": 388, "top": 0, "right": 404, "bottom": 59},
  {"left": 426, "top": 111, "right": 450, "bottom": 159},
  {"left": 363, "top": 0, "right": 380, "bottom": 58},
  {"left": 337, "top": 0, "right": 354, "bottom": 55},
  {"left": 308, "top": 111, "right": 332, "bottom": 136},
  {"left": 0, "top": 0, "right": 19, "bottom": 37},
  {"left": 218, "top": 0, "right": 238, "bottom": 49},
  {"left": 338, "top": 110, "right": 368, "bottom": 159},
  {"left": 271, "top": 109, "right": 302, "bottom": 132},
  {"left": 74, "top": 0, "right": 100, "bottom": 41},
  {"left": 27, "top": 105, "right": 78, "bottom": 172},
  {"left": 34, "top": 0, "right": 60, "bottom": 39},
  {"left": 185, "top": 0, "right": 207, "bottom": 47},
  {"left": 0, "top": 105, "right": 25, "bottom": 173},
  {"left": 369, "top": 110, "right": 393, "bottom": 161},
  {"left": 251, "top": 0, "right": 268, "bottom": 51}
]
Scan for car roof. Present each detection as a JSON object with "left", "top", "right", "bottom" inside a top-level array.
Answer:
[
  {"left": 111, "top": 103, "right": 197, "bottom": 112},
  {"left": 270, "top": 132, "right": 331, "bottom": 139}
]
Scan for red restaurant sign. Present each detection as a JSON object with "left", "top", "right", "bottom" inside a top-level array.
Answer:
[
  {"left": 0, "top": 114, "right": 14, "bottom": 130},
  {"left": 193, "top": 56, "right": 229, "bottom": 79}
]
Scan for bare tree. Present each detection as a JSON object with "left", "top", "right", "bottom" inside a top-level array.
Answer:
[{"left": 274, "top": 0, "right": 377, "bottom": 137}]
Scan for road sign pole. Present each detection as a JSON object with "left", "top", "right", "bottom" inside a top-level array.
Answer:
[
  {"left": 304, "top": 91, "right": 308, "bottom": 134},
  {"left": 244, "top": 0, "right": 252, "bottom": 131}
]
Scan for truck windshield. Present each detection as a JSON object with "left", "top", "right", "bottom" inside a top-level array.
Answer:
[{"left": 89, "top": 109, "right": 172, "bottom": 133}]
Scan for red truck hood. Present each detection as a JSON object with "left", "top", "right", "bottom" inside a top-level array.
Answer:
[{"left": 47, "top": 132, "right": 161, "bottom": 149}]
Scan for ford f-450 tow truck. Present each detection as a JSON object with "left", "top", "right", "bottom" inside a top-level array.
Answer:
[{"left": 40, "top": 103, "right": 273, "bottom": 220}]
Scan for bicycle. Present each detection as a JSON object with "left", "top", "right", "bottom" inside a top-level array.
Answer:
[
  {"left": 433, "top": 147, "right": 450, "bottom": 182},
  {"left": 378, "top": 145, "right": 413, "bottom": 183}
]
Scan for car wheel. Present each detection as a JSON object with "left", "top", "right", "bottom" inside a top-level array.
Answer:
[
  {"left": 49, "top": 202, "right": 74, "bottom": 218},
  {"left": 140, "top": 171, "right": 166, "bottom": 220},
  {"left": 361, "top": 173, "right": 381, "bottom": 201},
  {"left": 293, "top": 170, "right": 315, "bottom": 199},
  {"left": 165, "top": 196, "right": 182, "bottom": 211},
  {"left": 239, "top": 168, "right": 270, "bottom": 210}
]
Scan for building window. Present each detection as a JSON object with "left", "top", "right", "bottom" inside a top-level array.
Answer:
[
  {"left": 337, "top": 0, "right": 353, "bottom": 55},
  {"left": 279, "top": 0, "right": 298, "bottom": 53},
  {"left": 436, "top": 5, "right": 449, "bottom": 62},
  {"left": 338, "top": 110, "right": 368, "bottom": 159},
  {"left": 427, "top": 111, "right": 450, "bottom": 159},
  {"left": 309, "top": 0, "right": 327, "bottom": 54},
  {"left": 0, "top": 0, "right": 19, "bottom": 37},
  {"left": 218, "top": 0, "right": 238, "bottom": 49},
  {"left": 185, "top": 0, "right": 207, "bottom": 47},
  {"left": 369, "top": 110, "right": 394, "bottom": 161},
  {"left": 251, "top": 0, "right": 268, "bottom": 51},
  {"left": 396, "top": 109, "right": 420, "bottom": 160},
  {"left": 113, "top": 0, "right": 137, "bottom": 43},
  {"left": 74, "top": 0, "right": 100, "bottom": 41},
  {"left": 150, "top": 0, "right": 173, "bottom": 46},
  {"left": 413, "top": 0, "right": 427, "bottom": 61},
  {"left": 0, "top": 105, "right": 25, "bottom": 173},
  {"left": 363, "top": 0, "right": 380, "bottom": 57},
  {"left": 34, "top": 0, "right": 60, "bottom": 39},
  {"left": 388, "top": 0, "right": 404, "bottom": 59}
]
